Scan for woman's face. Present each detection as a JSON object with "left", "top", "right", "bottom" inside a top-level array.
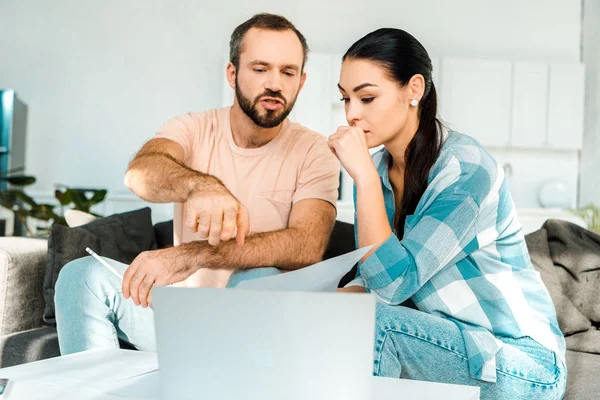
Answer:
[{"left": 338, "top": 58, "right": 416, "bottom": 149}]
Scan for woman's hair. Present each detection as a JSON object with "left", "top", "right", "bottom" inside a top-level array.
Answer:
[{"left": 343, "top": 28, "right": 443, "bottom": 239}]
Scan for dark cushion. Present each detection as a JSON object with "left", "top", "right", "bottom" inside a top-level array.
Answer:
[
  {"left": 321, "top": 220, "right": 358, "bottom": 288},
  {"left": 43, "top": 207, "right": 157, "bottom": 324},
  {"left": 0, "top": 327, "right": 60, "bottom": 368},
  {"left": 0, "top": 326, "right": 138, "bottom": 368},
  {"left": 154, "top": 220, "right": 174, "bottom": 249}
]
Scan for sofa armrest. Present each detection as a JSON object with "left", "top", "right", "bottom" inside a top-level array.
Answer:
[{"left": 0, "top": 237, "right": 48, "bottom": 335}]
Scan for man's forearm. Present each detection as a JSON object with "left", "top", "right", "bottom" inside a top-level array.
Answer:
[
  {"left": 176, "top": 227, "right": 328, "bottom": 271},
  {"left": 125, "top": 153, "right": 218, "bottom": 203}
]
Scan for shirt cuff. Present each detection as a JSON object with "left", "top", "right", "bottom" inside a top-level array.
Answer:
[{"left": 359, "top": 233, "right": 410, "bottom": 290}]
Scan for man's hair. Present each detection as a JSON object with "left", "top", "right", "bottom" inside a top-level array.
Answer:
[{"left": 229, "top": 13, "right": 309, "bottom": 71}]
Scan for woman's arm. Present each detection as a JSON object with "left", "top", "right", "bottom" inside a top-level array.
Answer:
[
  {"left": 328, "top": 126, "right": 392, "bottom": 262},
  {"left": 355, "top": 175, "right": 393, "bottom": 261}
]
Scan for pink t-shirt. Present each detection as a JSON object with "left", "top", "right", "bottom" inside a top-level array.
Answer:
[{"left": 154, "top": 107, "right": 340, "bottom": 287}]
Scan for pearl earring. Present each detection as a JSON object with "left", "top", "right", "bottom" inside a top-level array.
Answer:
[{"left": 410, "top": 99, "right": 419, "bottom": 107}]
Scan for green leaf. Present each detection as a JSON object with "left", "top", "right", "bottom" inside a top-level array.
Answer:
[
  {"left": 14, "top": 209, "right": 29, "bottom": 219},
  {"left": 569, "top": 204, "right": 600, "bottom": 234},
  {"left": 55, "top": 189, "right": 73, "bottom": 206},
  {"left": 29, "top": 210, "right": 52, "bottom": 221},
  {"left": 0, "top": 199, "right": 13, "bottom": 210},
  {"left": 29, "top": 203, "right": 56, "bottom": 220},
  {"left": 89, "top": 189, "right": 107, "bottom": 206},
  {"left": 70, "top": 190, "right": 90, "bottom": 212},
  {"left": 7, "top": 190, "right": 38, "bottom": 208},
  {"left": 2, "top": 175, "right": 36, "bottom": 186}
]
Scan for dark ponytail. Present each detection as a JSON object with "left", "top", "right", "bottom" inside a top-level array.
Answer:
[{"left": 343, "top": 28, "right": 443, "bottom": 239}]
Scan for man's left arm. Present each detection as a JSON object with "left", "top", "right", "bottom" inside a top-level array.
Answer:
[
  {"left": 177, "top": 198, "right": 336, "bottom": 271},
  {"left": 123, "top": 136, "right": 341, "bottom": 307},
  {"left": 123, "top": 199, "right": 336, "bottom": 307}
]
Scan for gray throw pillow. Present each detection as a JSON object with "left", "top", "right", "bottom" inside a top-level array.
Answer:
[
  {"left": 43, "top": 207, "right": 157, "bottom": 324},
  {"left": 525, "top": 228, "right": 592, "bottom": 336}
]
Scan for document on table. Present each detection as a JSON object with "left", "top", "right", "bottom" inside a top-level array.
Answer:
[
  {"left": 7, "top": 381, "right": 139, "bottom": 400},
  {"left": 0, "top": 349, "right": 158, "bottom": 388},
  {"left": 236, "top": 246, "right": 372, "bottom": 292}
]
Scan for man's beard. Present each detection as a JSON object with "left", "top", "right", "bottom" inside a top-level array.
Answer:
[{"left": 235, "top": 78, "right": 298, "bottom": 128}]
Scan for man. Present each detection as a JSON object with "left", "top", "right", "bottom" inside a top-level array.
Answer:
[{"left": 55, "top": 13, "right": 340, "bottom": 354}]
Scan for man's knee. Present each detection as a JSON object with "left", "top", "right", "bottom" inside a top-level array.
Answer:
[{"left": 55, "top": 256, "right": 111, "bottom": 301}]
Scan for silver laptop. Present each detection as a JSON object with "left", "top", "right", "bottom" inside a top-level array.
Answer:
[{"left": 152, "top": 286, "right": 376, "bottom": 400}]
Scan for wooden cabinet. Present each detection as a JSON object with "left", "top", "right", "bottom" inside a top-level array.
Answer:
[
  {"left": 511, "top": 62, "right": 549, "bottom": 148},
  {"left": 547, "top": 63, "right": 586, "bottom": 149},
  {"left": 438, "top": 58, "right": 584, "bottom": 149},
  {"left": 439, "top": 58, "right": 513, "bottom": 147}
]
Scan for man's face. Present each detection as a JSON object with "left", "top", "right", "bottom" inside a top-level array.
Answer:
[{"left": 233, "top": 28, "right": 306, "bottom": 128}]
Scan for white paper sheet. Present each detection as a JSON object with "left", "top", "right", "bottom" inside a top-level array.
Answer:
[
  {"left": 3, "top": 380, "right": 140, "bottom": 400},
  {"left": 0, "top": 349, "right": 158, "bottom": 389},
  {"left": 236, "top": 246, "right": 372, "bottom": 292},
  {"left": 105, "top": 370, "right": 161, "bottom": 399}
]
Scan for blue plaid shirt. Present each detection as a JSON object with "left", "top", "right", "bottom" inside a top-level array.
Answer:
[{"left": 349, "top": 131, "right": 565, "bottom": 382}]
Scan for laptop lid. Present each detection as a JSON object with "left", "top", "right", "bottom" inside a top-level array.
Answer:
[{"left": 152, "top": 287, "right": 375, "bottom": 400}]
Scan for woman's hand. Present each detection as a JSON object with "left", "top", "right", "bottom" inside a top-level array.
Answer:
[{"left": 328, "top": 126, "right": 378, "bottom": 185}]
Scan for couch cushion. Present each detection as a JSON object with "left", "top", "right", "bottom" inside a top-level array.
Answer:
[
  {"left": 0, "top": 326, "right": 60, "bottom": 368},
  {"left": 0, "top": 238, "right": 48, "bottom": 336},
  {"left": 44, "top": 207, "right": 157, "bottom": 324},
  {"left": 153, "top": 220, "right": 174, "bottom": 249},
  {"left": 565, "top": 350, "right": 600, "bottom": 399},
  {"left": 544, "top": 219, "right": 600, "bottom": 325},
  {"left": 565, "top": 329, "right": 600, "bottom": 354},
  {"left": 526, "top": 228, "right": 592, "bottom": 335},
  {"left": 323, "top": 221, "right": 358, "bottom": 288}
]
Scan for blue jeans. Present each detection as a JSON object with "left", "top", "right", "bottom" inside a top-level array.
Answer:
[
  {"left": 374, "top": 303, "right": 567, "bottom": 399},
  {"left": 54, "top": 256, "right": 280, "bottom": 354},
  {"left": 55, "top": 258, "right": 566, "bottom": 399}
]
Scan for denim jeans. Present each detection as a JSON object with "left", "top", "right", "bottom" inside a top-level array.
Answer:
[
  {"left": 54, "top": 256, "right": 280, "bottom": 354},
  {"left": 55, "top": 258, "right": 566, "bottom": 399},
  {"left": 374, "top": 303, "right": 567, "bottom": 399}
]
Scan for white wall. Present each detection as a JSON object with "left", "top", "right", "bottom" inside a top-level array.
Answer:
[
  {"left": 580, "top": 0, "right": 600, "bottom": 207},
  {"left": 0, "top": 0, "right": 584, "bottom": 221},
  {"left": 296, "top": 0, "right": 581, "bottom": 61},
  {"left": 294, "top": 0, "right": 584, "bottom": 210},
  {"left": 0, "top": 0, "right": 296, "bottom": 221}
]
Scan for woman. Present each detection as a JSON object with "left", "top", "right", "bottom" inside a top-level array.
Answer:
[{"left": 329, "top": 28, "right": 566, "bottom": 399}]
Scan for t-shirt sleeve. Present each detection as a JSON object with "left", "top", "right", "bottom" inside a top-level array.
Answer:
[
  {"left": 292, "top": 136, "right": 341, "bottom": 207},
  {"left": 153, "top": 113, "right": 201, "bottom": 165}
]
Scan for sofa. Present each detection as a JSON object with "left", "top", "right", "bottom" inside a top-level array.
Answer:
[
  {"left": 0, "top": 219, "right": 356, "bottom": 366},
  {"left": 0, "top": 218, "right": 598, "bottom": 399},
  {"left": 0, "top": 218, "right": 178, "bottom": 366}
]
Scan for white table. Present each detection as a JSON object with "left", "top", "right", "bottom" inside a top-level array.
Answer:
[{"left": 0, "top": 349, "right": 479, "bottom": 399}]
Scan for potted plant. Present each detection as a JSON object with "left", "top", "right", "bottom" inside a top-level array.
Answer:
[
  {"left": 0, "top": 175, "right": 108, "bottom": 236},
  {"left": 570, "top": 204, "right": 600, "bottom": 234}
]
